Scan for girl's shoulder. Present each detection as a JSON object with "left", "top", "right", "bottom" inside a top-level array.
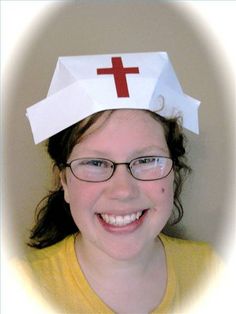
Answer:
[
  {"left": 159, "top": 233, "right": 223, "bottom": 272},
  {"left": 27, "top": 234, "right": 76, "bottom": 263},
  {"left": 160, "top": 233, "right": 213, "bottom": 251}
]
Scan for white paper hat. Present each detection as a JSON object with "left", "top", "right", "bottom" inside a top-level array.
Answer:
[{"left": 26, "top": 52, "right": 200, "bottom": 144}]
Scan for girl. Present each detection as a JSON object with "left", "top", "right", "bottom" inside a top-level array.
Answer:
[{"left": 25, "top": 53, "right": 222, "bottom": 313}]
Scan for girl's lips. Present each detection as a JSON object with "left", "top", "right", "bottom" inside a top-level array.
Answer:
[{"left": 97, "top": 209, "right": 149, "bottom": 234}]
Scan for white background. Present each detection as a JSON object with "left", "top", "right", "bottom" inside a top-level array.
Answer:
[{"left": 1, "top": 1, "right": 236, "bottom": 313}]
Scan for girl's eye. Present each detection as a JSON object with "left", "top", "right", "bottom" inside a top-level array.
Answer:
[
  {"left": 138, "top": 157, "right": 156, "bottom": 164},
  {"left": 131, "top": 157, "right": 166, "bottom": 170},
  {"left": 133, "top": 157, "right": 157, "bottom": 166},
  {"left": 83, "top": 159, "right": 110, "bottom": 168}
]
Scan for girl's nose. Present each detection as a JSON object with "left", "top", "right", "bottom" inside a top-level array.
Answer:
[{"left": 105, "top": 164, "right": 139, "bottom": 201}]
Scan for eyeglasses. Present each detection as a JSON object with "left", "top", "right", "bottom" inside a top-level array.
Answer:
[{"left": 64, "top": 156, "right": 173, "bottom": 182}]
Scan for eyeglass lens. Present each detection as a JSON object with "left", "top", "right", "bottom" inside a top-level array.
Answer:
[{"left": 68, "top": 156, "right": 173, "bottom": 182}]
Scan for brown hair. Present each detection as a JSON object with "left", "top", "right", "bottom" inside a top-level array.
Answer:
[{"left": 28, "top": 110, "right": 191, "bottom": 248}]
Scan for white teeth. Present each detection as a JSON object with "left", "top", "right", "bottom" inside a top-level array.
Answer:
[{"left": 101, "top": 211, "right": 143, "bottom": 227}]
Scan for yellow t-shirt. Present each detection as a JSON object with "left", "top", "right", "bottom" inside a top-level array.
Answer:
[{"left": 21, "top": 234, "right": 222, "bottom": 314}]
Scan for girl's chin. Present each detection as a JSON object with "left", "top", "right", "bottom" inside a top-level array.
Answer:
[{"left": 99, "top": 242, "right": 147, "bottom": 262}]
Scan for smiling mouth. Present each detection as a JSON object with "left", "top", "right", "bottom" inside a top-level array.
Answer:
[{"left": 99, "top": 210, "right": 147, "bottom": 227}]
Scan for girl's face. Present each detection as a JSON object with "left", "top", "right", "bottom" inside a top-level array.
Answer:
[{"left": 61, "top": 110, "right": 174, "bottom": 260}]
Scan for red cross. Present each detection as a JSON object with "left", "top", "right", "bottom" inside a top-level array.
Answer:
[{"left": 97, "top": 57, "right": 139, "bottom": 97}]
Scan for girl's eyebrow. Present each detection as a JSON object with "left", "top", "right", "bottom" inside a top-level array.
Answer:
[
  {"left": 131, "top": 145, "right": 169, "bottom": 156},
  {"left": 73, "top": 145, "right": 169, "bottom": 158}
]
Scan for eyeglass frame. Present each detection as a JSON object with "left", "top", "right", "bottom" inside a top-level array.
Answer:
[{"left": 62, "top": 156, "right": 174, "bottom": 183}]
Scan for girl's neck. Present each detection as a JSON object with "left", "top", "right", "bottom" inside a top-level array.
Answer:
[
  {"left": 74, "top": 233, "right": 167, "bottom": 314},
  {"left": 75, "top": 233, "right": 165, "bottom": 283}
]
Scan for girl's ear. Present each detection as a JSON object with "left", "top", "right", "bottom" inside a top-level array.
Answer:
[{"left": 60, "top": 170, "right": 70, "bottom": 204}]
